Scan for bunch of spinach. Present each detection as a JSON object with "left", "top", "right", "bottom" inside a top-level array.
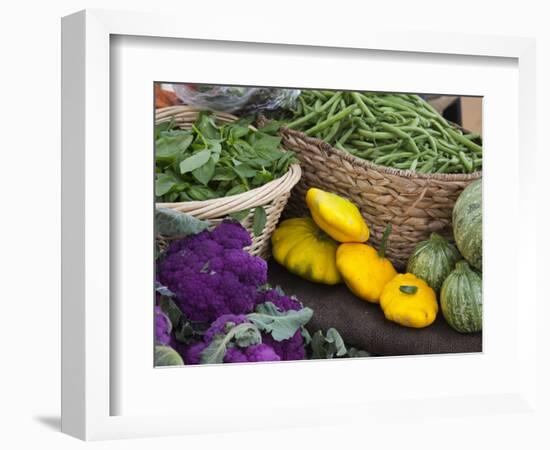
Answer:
[{"left": 155, "top": 112, "right": 297, "bottom": 203}]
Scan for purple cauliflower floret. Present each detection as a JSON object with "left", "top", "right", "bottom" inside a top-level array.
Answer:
[
  {"left": 158, "top": 221, "right": 267, "bottom": 322},
  {"left": 225, "top": 344, "right": 280, "bottom": 363},
  {"left": 183, "top": 314, "right": 280, "bottom": 364},
  {"left": 155, "top": 306, "right": 172, "bottom": 345},
  {"left": 183, "top": 342, "right": 207, "bottom": 365},
  {"left": 256, "top": 289, "right": 307, "bottom": 361}
]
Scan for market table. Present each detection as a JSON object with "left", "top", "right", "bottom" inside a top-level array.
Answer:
[{"left": 268, "top": 260, "right": 482, "bottom": 356}]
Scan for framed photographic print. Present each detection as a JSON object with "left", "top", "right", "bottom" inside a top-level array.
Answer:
[{"left": 61, "top": 8, "right": 538, "bottom": 441}]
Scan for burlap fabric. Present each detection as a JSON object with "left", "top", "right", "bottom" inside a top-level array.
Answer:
[{"left": 268, "top": 261, "right": 482, "bottom": 356}]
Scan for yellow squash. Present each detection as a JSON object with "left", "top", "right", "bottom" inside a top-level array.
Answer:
[
  {"left": 306, "top": 188, "right": 369, "bottom": 243},
  {"left": 380, "top": 273, "right": 438, "bottom": 328},
  {"left": 271, "top": 218, "right": 342, "bottom": 285},
  {"left": 336, "top": 224, "right": 397, "bottom": 303}
]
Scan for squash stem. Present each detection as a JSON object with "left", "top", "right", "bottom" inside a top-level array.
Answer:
[{"left": 378, "top": 223, "right": 392, "bottom": 259}]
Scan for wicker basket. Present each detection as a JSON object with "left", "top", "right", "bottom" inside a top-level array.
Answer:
[
  {"left": 155, "top": 106, "right": 301, "bottom": 259},
  {"left": 263, "top": 121, "right": 481, "bottom": 269}
]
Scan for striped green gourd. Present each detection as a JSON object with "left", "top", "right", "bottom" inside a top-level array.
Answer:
[
  {"left": 452, "top": 179, "right": 482, "bottom": 270},
  {"left": 406, "top": 232, "right": 461, "bottom": 293},
  {"left": 440, "top": 260, "right": 482, "bottom": 333}
]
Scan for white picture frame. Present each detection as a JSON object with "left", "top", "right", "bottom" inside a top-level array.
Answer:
[{"left": 61, "top": 9, "right": 539, "bottom": 441}]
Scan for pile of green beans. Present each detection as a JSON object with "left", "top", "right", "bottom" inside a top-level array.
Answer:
[{"left": 284, "top": 90, "right": 482, "bottom": 174}]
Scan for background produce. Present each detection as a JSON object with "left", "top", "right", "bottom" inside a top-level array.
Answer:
[
  {"left": 453, "top": 179, "right": 483, "bottom": 270},
  {"left": 440, "top": 261, "right": 483, "bottom": 333},
  {"left": 406, "top": 233, "right": 462, "bottom": 293},
  {"left": 278, "top": 90, "right": 482, "bottom": 174},
  {"left": 172, "top": 84, "right": 300, "bottom": 115}
]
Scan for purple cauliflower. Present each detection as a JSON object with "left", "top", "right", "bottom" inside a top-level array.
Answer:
[
  {"left": 183, "top": 314, "right": 280, "bottom": 364},
  {"left": 224, "top": 344, "right": 280, "bottom": 363},
  {"left": 256, "top": 289, "right": 307, "bottom": 361},
  {"left": 157, "top": 221, "right": 268, "bottom": 323},
  {"left": 155, "top": 306, "right": 172, "bottom": 345}
]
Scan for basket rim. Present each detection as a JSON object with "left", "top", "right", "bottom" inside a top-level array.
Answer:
[{"left": 281, "top": 125, "right": 481, "bottom": 181}]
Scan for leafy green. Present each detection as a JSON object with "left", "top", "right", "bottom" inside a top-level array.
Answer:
[
  {"left": 179, "top": 149, "right": 211, "bottom": 174},
  {"left": 252, "top": 206, "right": 267, "bottom": 237},
  {"left": 155, "top": 208, "right": 210, "bottom": 237},
  {"left": 155, "top": 173, "right": 178, "bottom": 197},
  {"left": 154, "top": 345, "right": 184, "bottom": 367},
  {"left": 308, "top": 328, "right": 372, "bottom": 359},
  {"left": 310, "top": 328, "right": 347, "bottom": 359},
  {"left": 247, "top": 302, "right": 313, "bottom": 342},
  {"left": 155, "top": 111, "right": 298, "bottom": 206},
  {"left": 158, "top": 296, "right": 182, "bottom": 330}
]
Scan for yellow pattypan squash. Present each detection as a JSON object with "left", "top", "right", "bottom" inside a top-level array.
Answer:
[
  {"left": 336, "top": 224, "right": 397, "bottom": 303},
  {"left": 380, "top": 273, "right": 438, "bottom": 328},
  {"left": 306, "top": 188, "right": 369, "bottom": 243},
  {"left": 271, "top": 218, "right": 342, "bottom": 285}
]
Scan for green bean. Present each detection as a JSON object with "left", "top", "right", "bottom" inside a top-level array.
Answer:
[
  {"left": 351, "top": 92, "right": 376, "bottom": 120},
  {"left": 458, "top": 151, "right": 474, "bottom": 172},
  {"left": 356, "top": 128, "right": 394, "bottom": 140},
  {"left": 305, "top": 105, "right": 360, "bottom": 136},
  {"left": 448, "top": 128, "right": 483, "bottom": 155},
  {"left": 286, "top": 92, "right": 343, "bottom": 128},
  {"left": 374, "top": 151, "right": 415, "bottom": 165},
  {"left": 417, "top": 158, "right": 435, "bottom": 173},
  {"left": 378, "top": 123, "right": 420, "bottom": 154},
  {"left": 336, "top": 125, "right": 358, "bottom": 147},
  {"left": 350, "top": 140, "right": 375, "bottom": 149},
  {"left": 364, "top": 141, "right": 401, "bottom": 153}
]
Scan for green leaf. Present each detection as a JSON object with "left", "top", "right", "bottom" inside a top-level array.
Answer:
[
  {"left": 192, "top": 157, "right": 216, "bottom": 185},
  {"left": 252, "top": 206, "right": 267, "bottom": 237},
  {"left": 253, "top": 134, "right": 282, "bottom": 153},
  {"left": 229, "top": 125, "right": 250, "bottom": 140},
  {"left": 251, "top": 171, "right": 274, "bottom": 187},
  {"left": 200, "top": 323, "right": 262, "bottom": 365},
  {"left": 155, "top": 208, "right": 210, "bottom": 237},
  {"left": 310, "top": 328, "right": 347, "bottom": 359},
  {"left": 229, "top": 209, "right": 251, "bottom": 221},
  {"left": 155, "top": 119, "right": 176, "bottom": 140},
  {"left": 156, "top": 134, "right": 193, "bottom": 164},
  {"left": 247, "top": 302, "right": 313, "bottom": 342},
  {"left": 179, "top": 149, "right": 211, "bottom": 174},
  {"left": 258, "top": 120, "right": 281, "bottom": 135},
  {"left": 233, "top": 325, "right": 263, "bottom": 348},
  {"left": 196, "top": 113, "right": 220, "bottom": 140},
  {"left": 187, "top": 185, "right": 218, "bottom": 200},
  {"left": 158, "top": 296, "right": 182, "bottom": 329},
  {"left": 233, "top": 163, "right": 257, "bottom": 179},
  {"left": 225, "top": 184, "right": 248, "bottom": 197},
  {"left": 154, "top": 345, "right": 184, "bottom": 367},
  {"left": 155, "top": 173, "right": 178, "bottom": 197},
  {"left": 212, "top": 167, "right": 238, "bottom": 182},
  {"left": 174, "top": 321, "right": 195, "bottom": 345}
]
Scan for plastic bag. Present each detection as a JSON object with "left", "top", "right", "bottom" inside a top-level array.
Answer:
[{"left": 172, "top": 84, "right": 300, "bottom": 114}]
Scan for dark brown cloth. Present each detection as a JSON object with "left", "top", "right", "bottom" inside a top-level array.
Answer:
[{"left": 268, "top": 261, "right": 482, "bottom": 356}]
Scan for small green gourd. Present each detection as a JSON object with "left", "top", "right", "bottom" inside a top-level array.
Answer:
[
  {"left": 406, "top": 233, "right": 461, "bottom": 293},
  {"left": 440, "top": 260, "right": 482, "bottom": 333}
]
